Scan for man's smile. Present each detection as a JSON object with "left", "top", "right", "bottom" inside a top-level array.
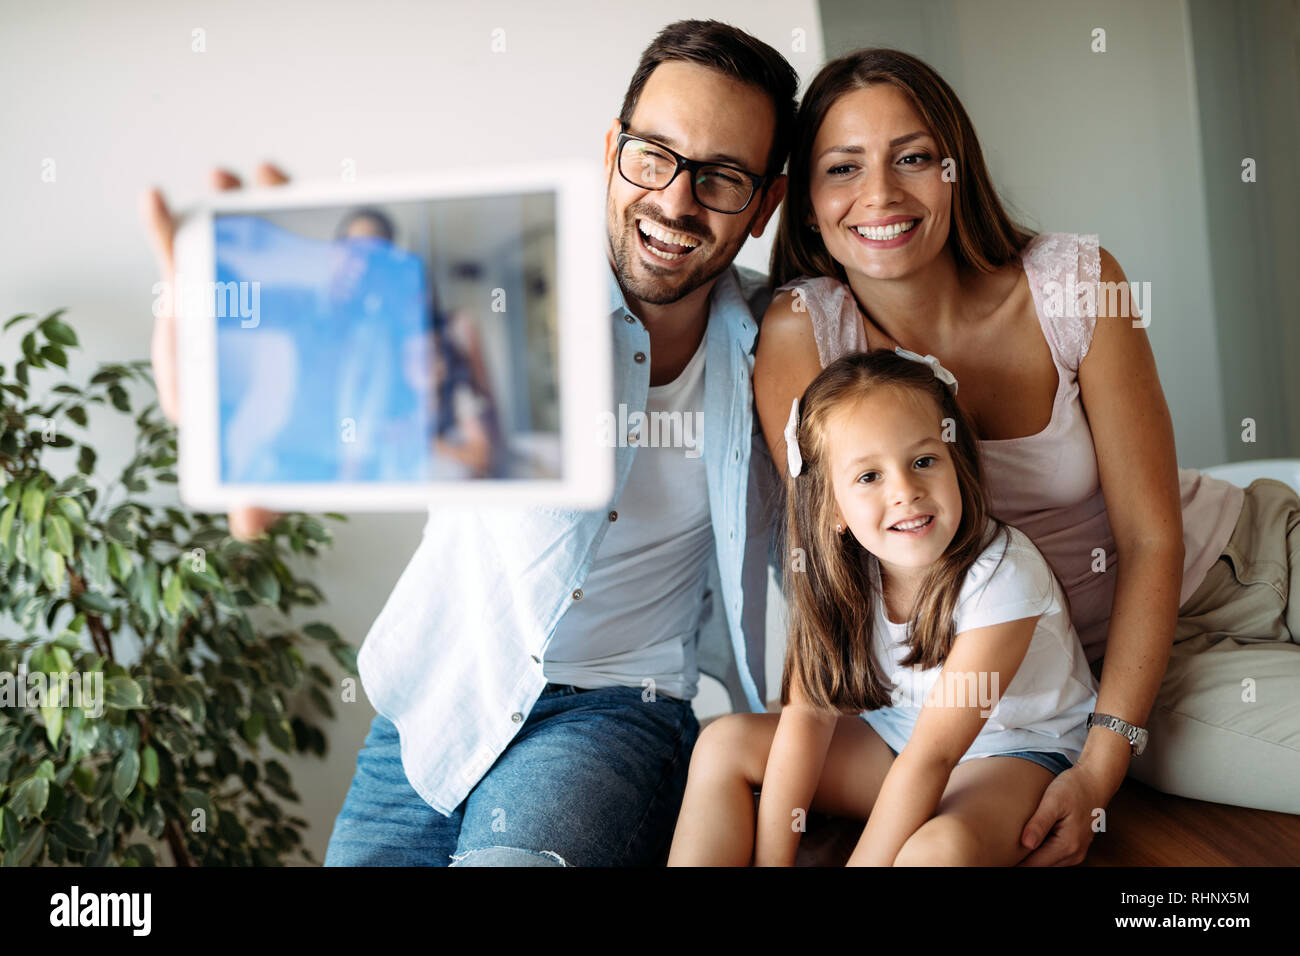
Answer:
[{"left": 635, "top": 217, "right": 702, "bottom": 262}]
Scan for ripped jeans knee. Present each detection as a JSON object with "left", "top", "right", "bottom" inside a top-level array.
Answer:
[{"left": 449, "top": 845, "right": 568, "bottom": 867}]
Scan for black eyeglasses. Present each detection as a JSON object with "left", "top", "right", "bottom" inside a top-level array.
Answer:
[{"left": 615, "top": 123, "right": 766, "bottom": 214}]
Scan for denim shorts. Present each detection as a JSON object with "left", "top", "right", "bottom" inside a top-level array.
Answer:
[{"left": 884, "top": 741, "right": 1073, "bottom": 776}]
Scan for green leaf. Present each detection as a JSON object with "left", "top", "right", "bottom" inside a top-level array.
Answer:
[
  {"left": 39, "top": 344, "right": 68, "bottom": 368},
  {"left": 54, "top": 496, "right": 85, "bottom": 530},
  {"left": 111, "top": 750, "right": 140, "bottom": 801},
  {"left": 121, "top": 843, "right": 155, "bottom": 866},
  {"left": 3, "top": 313, "right": 34, "bottom": 331},
  {"left": 181, "top": 562, "right": 223, "bottom": 592},
  {"left": 240, "top": 712, "right": 264, "bottom": 745},
  {"left": 20, "top": 482, "right": 46, "bottom": 527},
  {"left": 85, "top": 540, "right": 110, "bottom": 593},
  {"left": 0, "top": 808, "right": 16, "bottom": 851},
  {"left": 249, "top": 562, "right": 280, "bottom": 605},
  {"left": 162, "top": 565, "right": 182, "bottom": 618},
  {"left": 66, "top": 405, "right": 87, "bottom": 427},
  {"left": 9, "top": 776, "right": 49, "bottom": 820},
  {"left": 41, "top": 548, "right": 66, "bottom": 592},
  {"left": 330, "top": 642, "right": 359, "bottom": 673},
  {"left": 77, "top": 445, "right": 96, "bottom": 475},
  {"left": 12, "top": 823, "right": 45, "bottom": 865},
  {"left": 266, "top": 717, "right": 294, "bottom": 752},
  {"left": 138, "top": 558, "right": 159, "bottom": 625},
  {"left": 53, "top": 821, "right": 95, "bottom": 852},
  {"left": 108, "top": 384, "right": 130, "bottom": 413},
  {"left": 141, "top": 745, "right": 159, "bottom": 788},
  {"left": 41, "top": 702, "right": 64, "bottom": 747},
  {"left": 180, "top": 789, "right": 213, "bottom": 827},
  {"left": 74, "top": 590, "right": 113, "bottom": 615},
  {"left": 104, "top": 675, "right": 146, "bottom": 710},
  {"left": 107, "top": 541, "right": 131, "bottom": 582},
  {"left": 39, "top": 316, "right": 78, "bottom": 347},
  {"left": 0, "top": 499, "right": 17, "bottom": 559},
  {"left": 45, "top": 513, "right": 73, "bottom": 556},
  {"left": 302, "top": 622, "right": 340, "bottom": 643}
]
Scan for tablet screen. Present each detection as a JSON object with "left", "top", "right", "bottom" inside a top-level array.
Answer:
[{"left": 211, "top": 192, "right": 560, "bottom": 484}]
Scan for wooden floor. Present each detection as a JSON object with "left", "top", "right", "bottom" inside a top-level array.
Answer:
[{"left": 699, "top": 710, "right": 1300, "bottom": 866}]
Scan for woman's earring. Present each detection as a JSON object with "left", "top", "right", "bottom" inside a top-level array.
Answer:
[
  {"left": 808, "top": 223, "right": 820, "bottom": 233},
  {"left": 835, "top": 523, "right": 844, "bottom": 535}
]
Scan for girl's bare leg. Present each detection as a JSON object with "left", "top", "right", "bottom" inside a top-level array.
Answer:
[
  {"left": 667, "top": 712, "right": 895, "bottom": 865},
  {"left": 847, "top": 755, "right": 1055, "bottom": 866}
]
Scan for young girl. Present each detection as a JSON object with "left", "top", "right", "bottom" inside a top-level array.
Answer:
[{"left": 668, "top": 348, "right": 1098, "bottom": 866}]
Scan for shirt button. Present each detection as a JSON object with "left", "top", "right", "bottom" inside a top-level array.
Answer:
[
  {"left": 511, "top": 712, "right": 523, "bottom": 723},
  {"left": 729, "top": 529, "right": 736, "bottom": 541},
  {"left": 627, "top": 431, "right": 639, "bottom": 444},
  {"left": 633, "top": 351, "right": 646, "bottom": 363},
  {"left": 733, "top": 448, "right": 741, "bottom": 462},
  {"left": 608, "top": 510, "right": 618, "bottom": 521},
  {"left": 572, "top": 588, "right": 583, "bottom": 601},
  {"left": 624, "top": 314, "right": 635, "bottom": 324}
]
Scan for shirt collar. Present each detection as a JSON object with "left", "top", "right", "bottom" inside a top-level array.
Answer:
[
  {"left": 607, "top": 261, "right": 631, "bottom": 317},
  {"left": 606, "top": 258, "right": 750, "bottom": 342}
]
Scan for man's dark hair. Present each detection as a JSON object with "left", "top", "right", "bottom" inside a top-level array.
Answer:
[
  {"left": 618, "top": 19, "right": 799, "bottom": 179},
  {"left": 335, "top": 207, "right": 396, "bottom": 243}
]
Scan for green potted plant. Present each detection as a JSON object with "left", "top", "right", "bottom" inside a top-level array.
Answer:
[{"left": 0, "top": 309, "right": 357, "bottom": 866}]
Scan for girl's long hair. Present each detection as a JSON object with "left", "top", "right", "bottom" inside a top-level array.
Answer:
[
  {"left": 781, "top": 350, "right": 1011, "bottom": 713},
  {"left": 769, "top": 48, "right": 1037, "bottom": 290}
]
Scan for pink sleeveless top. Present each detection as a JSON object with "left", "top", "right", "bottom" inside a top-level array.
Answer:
[{"left": 777, "top": 232, "right": 1244, "bottom": 664}]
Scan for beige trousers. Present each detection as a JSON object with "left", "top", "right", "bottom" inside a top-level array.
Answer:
[{"left": 1088, "top": 478, "right": 1300, "bottom": 814}]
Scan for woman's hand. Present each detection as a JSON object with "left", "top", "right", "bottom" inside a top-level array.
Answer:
[
  {"left": 140, "top": 164, "right": 289, "bottom": 542},
  {"left": 1017, "top": 761, "right": 1117, "bottom": 865}
]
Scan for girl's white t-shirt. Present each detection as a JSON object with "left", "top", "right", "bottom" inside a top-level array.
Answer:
[{"left": 860, "top": 519, "right": 1099, "bottom": 764}]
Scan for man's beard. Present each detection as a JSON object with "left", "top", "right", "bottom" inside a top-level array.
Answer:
[{"left": 608, "top": 203, "right": 749, "bottom": 307}]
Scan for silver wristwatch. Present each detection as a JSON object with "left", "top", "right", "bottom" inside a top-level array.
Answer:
[{"left": 1087, "top": 712, "right": 1148, "bottom": 756}]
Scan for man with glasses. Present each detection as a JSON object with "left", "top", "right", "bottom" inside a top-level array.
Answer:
[
  {"left": 143, "top": 19, "right": 794, "bottom": 867},
  {"left": 319, "top": 19, "right": 798, "bottom": 867}
]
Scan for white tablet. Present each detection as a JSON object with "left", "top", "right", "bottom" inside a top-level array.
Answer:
[{"left": 172, "top": 163, "right": 612, "bottom": 512}]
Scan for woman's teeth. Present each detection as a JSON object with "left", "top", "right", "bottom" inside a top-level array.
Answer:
[
  {"left": 890, "top": 515, "right": 933, "bottom": 532},
  {"left": 854, "top": 219, "right": 918, "bottom": 240}
]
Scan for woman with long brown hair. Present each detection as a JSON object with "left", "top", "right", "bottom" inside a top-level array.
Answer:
[{"left": 754, "top": 48, "right": 1300, "bottom": 863}]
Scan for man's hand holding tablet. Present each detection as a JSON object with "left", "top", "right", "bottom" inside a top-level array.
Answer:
[{"left": 142, "top": 163, "right": 290, "bottom": 541}]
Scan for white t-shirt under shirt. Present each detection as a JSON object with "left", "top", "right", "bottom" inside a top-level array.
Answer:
[
  {"left": 542, "top": 332, "right": 711, "bottom": 700},
  {"left": 861, "top": 520, "right": 1099, "bottom": 764}
]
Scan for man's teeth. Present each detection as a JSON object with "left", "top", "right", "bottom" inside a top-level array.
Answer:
[
  {"left": 638, "top": 219, "right": 699, "bottom": 260},
  {"left": 890, "top": 515, "right": 932, "bottom": 531},
  {"left": 854, "top": 219, "right": 918, "bottom": 240}
]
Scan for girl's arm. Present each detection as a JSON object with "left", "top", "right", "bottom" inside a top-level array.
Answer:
[
  {"left": 753, "top": 676, "right": 839, "bottom": 867},
  {"left": 754, "top": 291, "right": 826, "bottom": 474},
  {"left": 1068, "top": 247, "right": 1184, "bottom": 811},
  {"left": 848, "top": 613, "right": 1040, "bottom": 866}
]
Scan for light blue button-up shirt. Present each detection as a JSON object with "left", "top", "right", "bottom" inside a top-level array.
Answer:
[{"left": 356, "top": 260, "right": 782, "bottom": 814}]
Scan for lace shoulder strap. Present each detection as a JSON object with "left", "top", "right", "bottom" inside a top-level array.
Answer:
[
  {"left": 773, "top": 276, "right": 870, "bottom": 368},
  {"left": 1019, "top": 233, "right": 1102, "bottom": 372}
]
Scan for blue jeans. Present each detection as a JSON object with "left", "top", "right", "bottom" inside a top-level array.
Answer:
[
  {"left": 884, "top": 741, "right": 1073, "bottom": 776},
  {"left": 323, "top": 682, "right": 700, "bottom": 866}
]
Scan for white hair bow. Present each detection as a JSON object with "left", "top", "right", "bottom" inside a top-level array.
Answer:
[
  {"left": 784, "top": 397, "right": 802, "bottom": 478},
  {"left": 894, "top": 347, "right": 958, "bottom": 394}
]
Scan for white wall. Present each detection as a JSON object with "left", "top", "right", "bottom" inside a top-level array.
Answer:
[{"left": 0, "top": 0, "right": 823, "bottom": 865}]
